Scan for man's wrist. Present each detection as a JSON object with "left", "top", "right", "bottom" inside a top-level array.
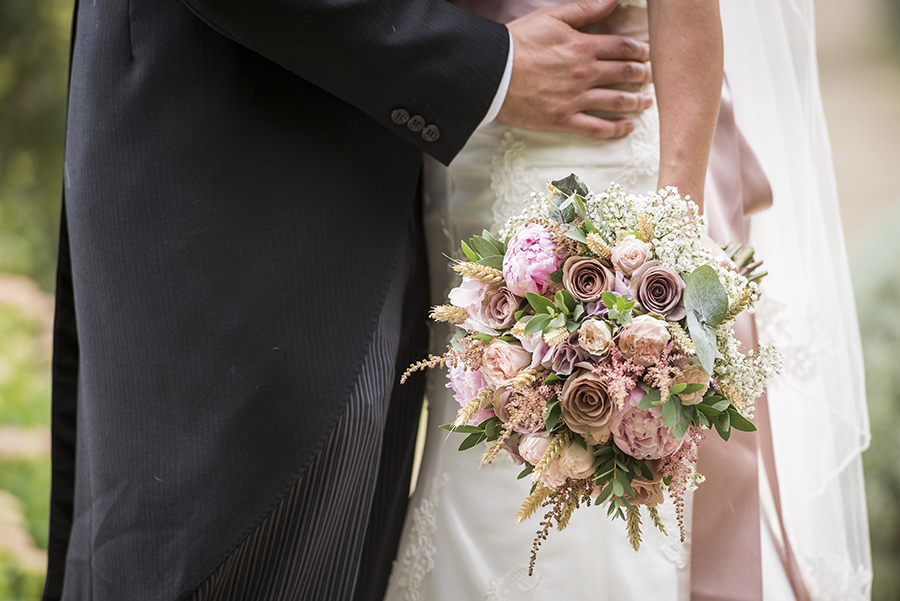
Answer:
[{"left": 477, "top": 29, "right": 514, "bottom": 129}]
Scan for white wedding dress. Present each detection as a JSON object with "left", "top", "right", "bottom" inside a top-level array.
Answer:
[{"left": 383, "top": 1, "right": 872, "bottom": 599}]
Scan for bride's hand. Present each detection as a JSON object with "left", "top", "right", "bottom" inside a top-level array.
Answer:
[{"left": 499, "top": 0, "right": 653, "bottom": 139}]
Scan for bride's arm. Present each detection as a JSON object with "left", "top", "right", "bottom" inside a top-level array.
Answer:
[{"left": 647, "top": 0, "right": 723, "bottom": 213}]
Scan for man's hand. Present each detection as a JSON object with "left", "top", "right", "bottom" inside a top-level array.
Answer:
[{"left": 498, "top": 0, "right": 652, "bottom": 139}]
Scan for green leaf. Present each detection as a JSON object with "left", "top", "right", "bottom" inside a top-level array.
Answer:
[
  {"left": 662, "top": 398, "right": 678, "bottom": 427},
  {"left": 471, "top": 333, "right": 494, "bottom": 342},
  {"left": 679, "top": 382, "right": 706, "bottom": 394},
  {"left": 483, "top": 418, "right": 500, "bottom": 440},
  {"left": 545, "top": 373, "right": 562, "bottom": 384},
  {"left": 566, "top": 319, "right": 580, "bottom": 333},
  {"left": 573, "top": 433, "right": 588, "bottom": 450},
  {"left": 564, "top": 227, "right": 588, "bottom": 244},
  {"left": 687, "top": 312, "right": 718, "bottom": 376},
  {"left": 673, "top": 403, "right": 693, "bottom": 439},
  {"left": 572, "top": 194, "right": 588, "bottom": 221},
  {"left": 552, "top": 174, "right": 590, "bottom": 197},
  {"left": 670, "top": 382, "right": 688, "bottom": 395},
  {"left": 695, "top": 403, "right": 724, "bottom": 417},
  {"left": 450, "top": 329, "right": 467, "bottom": 351},
  {"left": 714, "top": 411, "right": 731, "bottom": 441},
  {"left": 544, "top": 397, "right": 562, "bottom": 430},
  {"left": 594, "top": 445, "right": 615, "bottom": 457},
  {"left": 638, "top": 387, "right": 662, "bottom": 408},
  {"left": 461, "top": 241, "right": 479, "bottom": 262},
  {"left": 548, "top": 313, "right": 566, "bottom": 331},
  {"left": 594, "top": 483, "right": 614, "bottom": 504},
  {"left": 549, "top": 269, "right": 563, "bottom": 284},
  {"left": 526, "top": 292, "right": 556, "bottom": 314},
  {"left": 555, "top": 289, "right": 577, "bottom": 314},
  {"left": 471, "top": 235, "right": 499, "bottom": 260},
  {"left": 583, "top": 218, "right": 600, "bottom": 235},
  {"left": 524, "top": 314, "right": 551, "bottom": 335},
  {"left": 481, "top": 230, "right": 505, "bottom": 255},
  {"left": 458, "top": 431, "right": 487, "bottom": 451},
  {"left": 475, "top": 255, "right": 504, "bottom": 270},
  {"left": 573, "top": 305, "right": 585, "bottom": 320},
  {"left": 439, "top": 423, "right": 482, "bottom": 434},
  {"left": 601, "top": 291, "right": 618, "bottom": 309},
  {"left": 517, "top": 464, "right": 535, "bottom": 480},
  {"left": 684, "top": 265, "right": 730, "bottom": 327},
  {"left": 638, "top": 462, "right": 653, "bottom": 480},
  {"left": 697, "top": 411, "right": 711, "bottom": 428},
  {"left": 612, "top": 479, "right": 624, "bottom": 497},
  {"left": 727, "top": 408, "right": 757, "bottom": 432}
]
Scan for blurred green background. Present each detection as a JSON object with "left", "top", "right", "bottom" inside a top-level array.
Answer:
[{"left": 0, "top": 0, "right": 898, "bottom": 599}]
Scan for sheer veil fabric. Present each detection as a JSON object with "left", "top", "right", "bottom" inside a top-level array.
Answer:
[{"left": 720, "top": 2, "right": 872, "bottom": 599}]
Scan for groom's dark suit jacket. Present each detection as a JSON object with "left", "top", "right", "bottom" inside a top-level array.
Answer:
[{"left": 45, "top": 0, "right": 508, "bottom": 598}]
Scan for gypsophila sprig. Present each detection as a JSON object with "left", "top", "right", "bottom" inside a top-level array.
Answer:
[{"left": 404, "top": 174, "right": 781, "bottom": 571}]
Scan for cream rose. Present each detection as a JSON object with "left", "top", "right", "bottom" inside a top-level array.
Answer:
[
  {"left": 674, "top": 358, "right": 710, "bottom": 405},
  {"left": 578, "top": 318, "right": 613, "bottom": 357},
  {"left": 611, "top": 234, "right": 652, "bottom": 276},
  {"left": 519, "top": 434, "right": 552, "bottom": 466},
  {"left": 558, "top": 442, "right": 595, "bottom": 480},
  {"left": 540, "top": 459, "right": 567, "bottom": 489},
  {"left": 481, "top": 339, "right": 532, "bottom": 388},
  {"left": 618, "top": 315, "right": 670, "bottom": 366}
]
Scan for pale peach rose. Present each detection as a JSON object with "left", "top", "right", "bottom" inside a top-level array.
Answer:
[
  {"left": 518, "top": 434, "right": 552, "bottom": 466},
  {"left": 578, "top": 319, "right": 613, "bottom": 357},
  {"left": 674, "top": 358, "right": 710, "bottom": 405},
  {"left": 618, "top": 315, "right": 670, "bottom": 366},
  {"left": 611, "top": 234, "right": 652, "bottom": 276},
  {"left": 540, "top": 458, "right": 567, "bottom": 489},
  {"left": 558, "top": 442, "right": 595, "bottom": 480},
  {"left": 481, "top": 339, "right": 532, "bottom": 388}
]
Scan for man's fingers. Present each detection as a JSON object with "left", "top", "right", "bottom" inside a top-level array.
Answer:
[
  {"left": 578, "top": 88, "right": 654, "bottom": 114},
  {"left": 548, "top": 0, "right": 619, "bottom": 30},
  {"left": 593, "top": 35, "right": 650, "bottom": 63},
  {"left": 562, "top": 112, "right": 636, "bottom": 139}
]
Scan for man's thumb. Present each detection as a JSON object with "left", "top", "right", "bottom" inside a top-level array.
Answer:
[{"left": 549, "top": 0, "right": 618, "bottom": 29}]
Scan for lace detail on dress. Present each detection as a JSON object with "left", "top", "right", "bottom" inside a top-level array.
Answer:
[
  {"left": 391, "top": 474, "right": 451, "bottom": 600},
  {"left": 489, "top": 131, "right": 543, "bottom": 232},
  {"left": 754, "top": 296, "right": 827, "bottom": 382},
  {"left": 654, "top": 495, "right": 689, "bottom": 568},
  {"left": 485, "top": 565, "right": 542, "bottom": 600},
  {"left": 618, "top": 0, "right": 648, "bottom": 7},
  {"left": 619, "top": 89, "right": 660, "bottom": 189},
  {"left": 801, "top": 555, "right": 872, "bottom": 601}
]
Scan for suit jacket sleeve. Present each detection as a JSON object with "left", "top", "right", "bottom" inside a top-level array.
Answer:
[{"left": 179, "top": 0, "right": 510, "bottom": 164}]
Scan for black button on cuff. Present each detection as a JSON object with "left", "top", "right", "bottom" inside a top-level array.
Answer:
[
  {"left": 407, "top": 115, "right": 425, "bottom": 132},
  {"left": 391, "top": 108, "right": 410, "bottom": 125},
  {"left": 422, "top": 125, "right": 440, "bottom": 142}
]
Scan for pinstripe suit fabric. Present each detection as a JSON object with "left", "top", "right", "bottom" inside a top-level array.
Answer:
[{"left": 187, "top": 233, "right": 411, "bottom": 601}]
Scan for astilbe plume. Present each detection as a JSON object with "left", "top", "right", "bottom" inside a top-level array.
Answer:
[
  {"left": 528, "top": 479, "right": 593, "bottom": 575},
  {"left": 656, "top": 425, "right": 705, "bottom": 541},
  {"left": 643, "top": 341, "right": 686, "bottom": 403},
  {"left": 593, "top": 345, "right": 646, "bottom": 410},
  {"left": 401, "top": 336, "right": 485, "bottom": 384}
]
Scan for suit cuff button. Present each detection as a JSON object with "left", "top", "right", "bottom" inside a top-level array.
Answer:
[
  {"left": 407, "top": 115, "right": 425, "bottom": 132},
  {"left": 391, "top": 108, "right": 410, "bottom": 125},
  {"left": 421, "top": 125, "right": 440, "bottom": 142}
]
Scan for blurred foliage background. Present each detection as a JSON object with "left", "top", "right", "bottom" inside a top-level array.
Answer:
[{"left": 0, "top": 0, "right": 898, "bottom": 599}]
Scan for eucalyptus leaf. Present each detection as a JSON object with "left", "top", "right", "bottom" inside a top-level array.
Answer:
[
  {"left": 594, "top": 483, "right": 614, "bottom": 504},
  {"left": 439, "top": 424, "right": 482, "bottom": 434},
  {"left": 684, "top": 265, "right": 729, "bottom": 327},
  {"left": 552, "top": 174, "right": 590, "bottom": 197},
  {"left": 714, "top": 411, "right": 731, "bottom": 441},
  {"left": 548, "top": 314, "right": 566, "bottom": 330},
  {"left": 687, "top": 311, "right": 718, "bottom": 375},
  {"left": 638, "top": 387, "right": 662, "bottom": 408},
  {"left": 481, "top": 230, "right": 505, "bottom": 255},
  {"left": 517, "top": 464, "right": 535, "bottom": 480},
  {"left": 573, "top": 194, "right": 588, "bottom": 221},
  {"left": 662, "top": 399, "right": 678, "bottom": 427},
  {"left": 544, "top": 401, "right": 563, "bottom": 430},
  {"left": 612, "top": 479, "right": 624, "bottom": 497},
  {"left": 458, "top": 431, "right": 487, "bottom": 451},
  {"left": 673, "top": 403, "right": 693, "bottom": 439},
  {"left": 471, "top": 235, "right": 498, "bottom": 259},
  {"left": 556, "top": 289, "right": 577, "bottom": 314},
  {"left": 573, "top": 305, "right": 585, "bottom": 320}
]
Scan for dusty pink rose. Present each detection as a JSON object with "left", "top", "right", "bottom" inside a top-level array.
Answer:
[
  {"left": 483, "top": 286, "right": 519, "bottom": 330},
  {"left": 673, "top": 358, "right": 710, "bottom": 405},
  {"left": 541, "top": 459, "right": 567, "bottom": 489},
  {"left": 541, "top": 332, "right": 587, "bottom": 376},
  {"left": 558, "top": 442, "right": 595, "bottom": 480},
  {"left": 618, "top": 315, "right": 670, "bottom": 366},
  {"left": 448, "top": 278, "right": 494, "bottom": 335},
  {"left": 611, "top": 235, "right": 652, "bottom": 276},
  {"left": 578, "top": 319, "right": 613, "bottom": 357},
  {"left": 519, "top": 433, "right": 552, "bottom": 466},
  {"left": 503, "top": 434, "right": 525, "bottom": 466},
  {"left": 560, "top": 368, "right": 615, "bottom": 443},
  {"left": 628, "top": 475, "right": 665, "bottom": 507},
  {"left": 562, "top": 256, "right": 615, "bottom": 303},
  {"left": 502, "top": 223, "right": 562, "bottom": 298},
  {"left": 611, "top": 388, "right": 684, "bottom": 460},
  {"left": 481, "top": 339, "right": 532, "bottom": 388},
  {"left": 628, "top": 260, "right": 686, "bottom": 321}
]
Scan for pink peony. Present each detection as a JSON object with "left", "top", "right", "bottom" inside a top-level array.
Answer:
[
  {"left": 446, "top": 362, "right": 490, "bottom": 407},
  {"left": 611, "top": 387, "right": 684, "bottom": 460},
  {"left": 448, "top": 278, "right": 495, "bottom": 335},
  {"left": 519, "top": 433, "right": 552, "bottom": 466},
  {"left": 502, "top": 223, "right": 562, "bottom": 298}
]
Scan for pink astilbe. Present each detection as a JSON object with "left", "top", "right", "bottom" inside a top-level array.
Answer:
[
  {"left": 642, "top": 341, "right": 686, "bottom": 403},
  {"left": 656, "top": 425, "right": 706, "bottom": 541},
  {"left": 592, "top": 345, "right": 646, "bottom": 410}
]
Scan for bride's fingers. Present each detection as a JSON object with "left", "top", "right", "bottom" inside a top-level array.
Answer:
[
  {"left": 588, "top": 57, "right": 652, "bottom": 88},
  {"left": 577, "top": 88, "right": 654, "bottom": 114},
  {"left": 559, "top": 112, "right": 636, "bottom": 139},
  {"left": 592, "top": 34, "right": 651, "bottom": 64}
]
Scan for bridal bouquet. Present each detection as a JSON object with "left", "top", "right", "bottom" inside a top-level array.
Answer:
[{"left": 402, "top": 175, "right": 780, "bottom": 572}]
